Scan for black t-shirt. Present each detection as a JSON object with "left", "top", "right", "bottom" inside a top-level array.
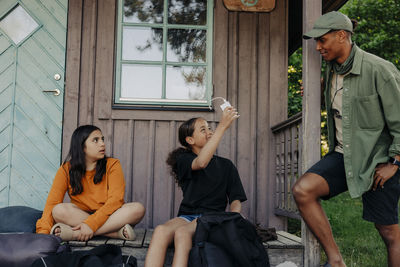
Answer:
[{"left": 176, "top": 151, "right": 247, "bottom": 216}]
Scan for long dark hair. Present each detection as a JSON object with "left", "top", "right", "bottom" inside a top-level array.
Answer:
[
  {"left": 64, "top": 125, "right": 107, "bottom": 195},
  {"left": 166, "top": 117, "right": 199, "bottom": 186}
]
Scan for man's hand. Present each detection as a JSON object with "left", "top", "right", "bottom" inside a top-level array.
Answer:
[
  {"left": 72, "top": 223, "right": 93, "bottom": 241},
  {"left": 300, "top": 78, "right": 324, "bottom": 96},
  {"left": 373, "top": 163, "right": 398, "bottom": 190}
]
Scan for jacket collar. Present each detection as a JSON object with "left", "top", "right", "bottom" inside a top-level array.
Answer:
[
  {"left": 349, "top": 44, "right": 363, "bottom": 75},
  {"left": 326, "top": 44, "right": 363, "bottom": 76}
]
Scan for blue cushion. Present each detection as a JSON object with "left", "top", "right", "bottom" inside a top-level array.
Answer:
[{"left": 0, "top": 206, "right": 43, "bottom": 233}]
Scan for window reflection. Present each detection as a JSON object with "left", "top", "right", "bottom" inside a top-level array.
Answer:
[
  {"left": 0, "top": 5, "right": 39, "bottom": 45},
  {"left": 122, "top": 27, "right": 163, "bottom": 61},
  {"left": 124, "top": 0, "right": 164, "bottom": 23},
  {"left": 166, "top": 66, "right": 206, "bottom": 100},
  {"left": 168, "top": 0, "right": 206, "bottom": 25},
  {"left": 167, "top": 29, "right": 206, "bottom": 62},
  {"left": 121, "top": 64, "right": 162, "bottom": 99},
  {"left": 118, "top": 0, "right": 211, "bottom": 105}
]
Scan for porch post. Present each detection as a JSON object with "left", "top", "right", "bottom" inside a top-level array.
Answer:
[{"left": 301, "top": 0, "right": 322, "bottom": 266}]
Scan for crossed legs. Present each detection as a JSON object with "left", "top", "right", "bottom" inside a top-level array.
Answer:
[
  {"left": 145, "top": 217, "right": 197, "bottom": 267},
  {"left": 292, "top": 172, "right": 346, "bottom": 267},
  {"left": 51, "top": 202, "right": 145, "bottom": 240}
]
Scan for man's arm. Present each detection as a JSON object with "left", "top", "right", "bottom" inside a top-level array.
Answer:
[
  {"left": 192, "top": 107, "right": 238, "bottom": 170},
  {"left": 373, "top": 65, "right": 400, "bottom": 190}
]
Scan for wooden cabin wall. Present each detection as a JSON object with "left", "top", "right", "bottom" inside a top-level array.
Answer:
[{"left": 63, "top": 0, "right": 288, "bottom": 228}]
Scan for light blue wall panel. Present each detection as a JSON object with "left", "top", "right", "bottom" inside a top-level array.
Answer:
[
  {"left": 18, "top": 48, "right": 64, "bottom": 110},
  {"left": 0, "top": 0, "right": 67, "bottom": 209},
  {"left": 0, "top": 33, "right": 14, "bottom": 206},
  {"left": 0, "top": 34, "right": 11, "bottom": 54},
  {"left": 21, "top": 0, "right": 67, "bottom": 48}
]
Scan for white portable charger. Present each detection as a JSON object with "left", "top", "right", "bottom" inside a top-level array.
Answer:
[{"left": 209, "top": 97, "right": 232, "bottom": 111}]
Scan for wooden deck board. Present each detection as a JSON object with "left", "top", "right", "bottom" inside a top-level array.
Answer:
[
  {"left": 106, "top": 238, "right": 125, "bottom": 247},
  {"left": 68, "top": 229, "right": 304, "bottom": 267},
  {"left": 68, "top": 240, "right": 87, "bottom": 247},
  {"left": 125, "top": 228, "right": 146, "bottom": 248},
  {"left": 87, "top": 236, "right": 109, "bottom": 246},
  {"left": 143, "top": 228, "right": 153, "bottom": 247},
  {"left": 277, "top": 230, "right": 302, "bottom": 242}
]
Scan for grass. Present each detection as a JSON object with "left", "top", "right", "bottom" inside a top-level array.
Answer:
[
  {"left": 288, "top": 192, "right": 399, "bottom": 267},
  {"left": 321, "top": 192, "right": 389, "bottom": 267}
]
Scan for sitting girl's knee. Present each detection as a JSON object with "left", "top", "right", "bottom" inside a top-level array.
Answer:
[
  {"left": 125, "top": 202, "right": 145, "bottom": 220},
  {"left": 154, "top": 224, "right": 172, "bottom": 238},
  {"left": 134, "top": 202, "right": 146, "bottom": 217},
  {"left": 52, "top": 203, "right": 68, "bottom": 221},
  {"left": 174, "top": 226, "right": 192, "bottom": 242}
]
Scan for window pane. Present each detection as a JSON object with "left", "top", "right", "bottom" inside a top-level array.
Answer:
[
  {"left": 166, "top": 66, "right": 206, "bottom": 100},
  {"left": 167, "top": 29, "right": 206, "bottom": 62},
  {"left": 122, "top": 27, "right": 163, "bottom": 61},
  {"left": 0, "top": 5, "right": 39, "bottom": 45},
  {"left": 168, "top": 0, "right": 206, "bottom": 25},
  {"left": 121, "top": 64, "right": 162, "bottom": 98},
  {"left": 123, "top": 0, "right": 163, "bottom": 23}
]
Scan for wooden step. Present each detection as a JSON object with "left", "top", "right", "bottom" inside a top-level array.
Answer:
[{"left": 68, "top": 229, "right": 304, "bottom": 267}]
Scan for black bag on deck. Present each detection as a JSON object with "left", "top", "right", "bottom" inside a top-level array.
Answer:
[
  {"left": 31, "top": 244, "right": 137, "bottom": 267},
  {"left": 0, "top": 233, "right": 68, "bottom": 267},
  {"left": 188, "top": 212, "right": 270, "bottom": 267}
]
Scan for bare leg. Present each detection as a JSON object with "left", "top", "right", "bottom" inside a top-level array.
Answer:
[
  {"left": 52, "top": 202, "right": 145, "bottom": 239},
  {"left": 375, "top": 224, "right": 400, "bottom": 267},
  {"left": 51, "top": 203, "right": 90, "bottom": 239},
  {"left": 292, "top": 173, "right": 346, "bottom": 267},
  {"left": 172, "top": 220, "right": 197, "bottom": 267},
  {"left": 145, "top": 218, "right": 189, "bottom": 267},
  {"left": 95, "top": 202, "right": 145, "bottom": 238}
]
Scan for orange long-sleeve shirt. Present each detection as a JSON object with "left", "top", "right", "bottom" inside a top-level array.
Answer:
[{"left": 36, "top": 158, "right": 125, "bottom": 234}]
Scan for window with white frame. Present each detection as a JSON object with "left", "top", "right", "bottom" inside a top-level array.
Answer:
[{"left": 115, "top": 0, "right": 213, "bottom": 108}]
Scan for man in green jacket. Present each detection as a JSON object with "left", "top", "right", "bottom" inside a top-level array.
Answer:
[{"left": 292, "top": 11, "right": 400, "bottom": 267}]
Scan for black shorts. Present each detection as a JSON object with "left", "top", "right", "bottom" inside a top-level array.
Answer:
[{"left": 306, "top": 152, "right": 400, "bottom": 225}]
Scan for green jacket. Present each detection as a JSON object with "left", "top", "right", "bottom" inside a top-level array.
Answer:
[{"left": 325, "top": 45, "right": 400, "bottom": 198}]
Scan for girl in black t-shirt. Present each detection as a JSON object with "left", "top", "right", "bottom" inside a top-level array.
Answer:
[{"left": 144, "top": 107, "right": 247, "bottom": 267}]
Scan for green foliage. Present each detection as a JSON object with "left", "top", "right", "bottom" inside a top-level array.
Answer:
[
  {"left": 288, "top": 49, "right": 303, "bottom": 117},
  {"left": 287, "top": 217, "right": 301, "bottom": 237},
  {"left": 341, "top": 0, "right": 400, "bottom": 69}
]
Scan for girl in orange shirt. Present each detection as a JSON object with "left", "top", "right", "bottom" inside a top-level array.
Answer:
[{"left": 36, "top": 125, "right": 145, "bottom": 241}]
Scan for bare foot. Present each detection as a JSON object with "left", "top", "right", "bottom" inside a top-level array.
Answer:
[
  {"left": 121, "top": 227, "right": 128, "bottom": 238},
  {"left": 52, "top": 225, "right": 79, "bottom": 240},
  {"left": 53, "top": 226, "right": 61, "bottom": 237}
]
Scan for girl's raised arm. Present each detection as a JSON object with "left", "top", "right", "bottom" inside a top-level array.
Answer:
[{"left": 192, "top": 107, "right": 239, "bottom": 170}]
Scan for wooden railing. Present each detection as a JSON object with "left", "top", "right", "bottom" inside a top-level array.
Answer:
[{"left": 271, "top": 112, "right": 302, "bottom": 220}]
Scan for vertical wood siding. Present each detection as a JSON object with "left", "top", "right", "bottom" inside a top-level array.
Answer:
[{"left": 64, "top": 0, "right": 288, "bottom": 228}]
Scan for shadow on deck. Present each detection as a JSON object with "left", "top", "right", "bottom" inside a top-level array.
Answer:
[{"left": 68, "top": 229, "right": 304, "bottom": 267}]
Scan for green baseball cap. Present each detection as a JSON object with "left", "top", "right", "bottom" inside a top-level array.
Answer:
[{"left": 303, "top": 11, "right": 353, "bottom": 39}]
